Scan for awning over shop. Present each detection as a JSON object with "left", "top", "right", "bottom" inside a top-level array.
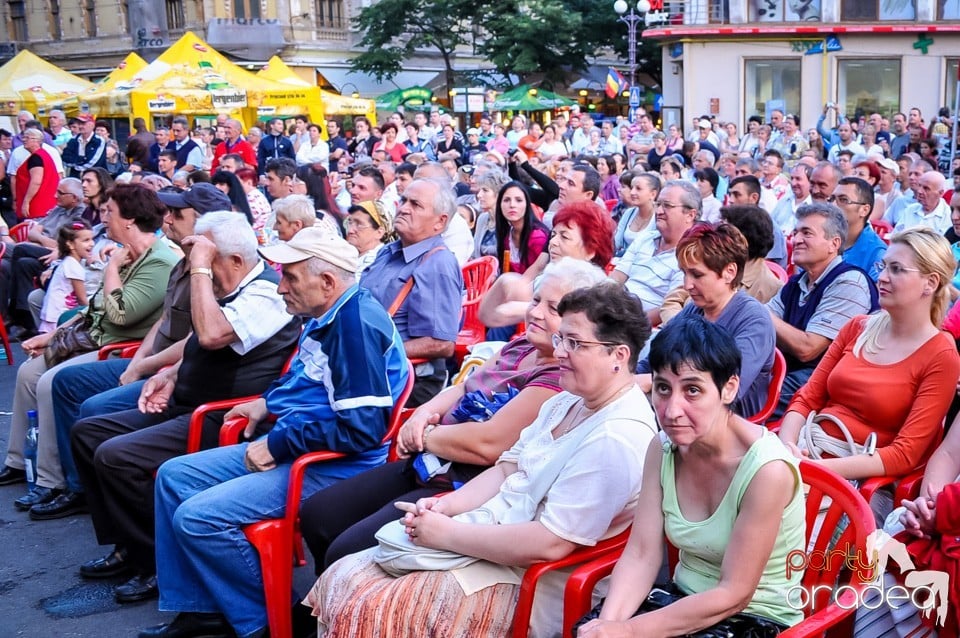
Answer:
[{"left": 316, "top": 67, "right": 441, "bottom": 99}]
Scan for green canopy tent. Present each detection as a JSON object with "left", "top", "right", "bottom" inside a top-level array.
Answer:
[
  {"left": 374, "top": 86, "right": 434, "bottom": 111},
  {"left": 491, "top": 84, "right": 574, "bottom": 111}
]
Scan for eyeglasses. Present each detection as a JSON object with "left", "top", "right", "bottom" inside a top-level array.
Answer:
[
  {"left": 655, "top": 200, "right": 689, "bottom": 212},
  {"left": 875, "top": 261, "right": 921, "bottom": 276},
  {"left": 551, "top": 333, "right": 618, "bottom": 353},
  {"left": 343, "top": 218, "right": 372, "bottom": 230},
  {"left": 827, "top": 195, "right": 867, "bottom": 206}
]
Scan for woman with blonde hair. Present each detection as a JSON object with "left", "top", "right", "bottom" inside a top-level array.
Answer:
[{"left": 779, "top": 227, "right": 960, "bottom": 513}]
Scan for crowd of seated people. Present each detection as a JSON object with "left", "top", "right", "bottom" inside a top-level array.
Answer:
[{"left": 3, "top": 105, "right": 960, "bottom": 638}]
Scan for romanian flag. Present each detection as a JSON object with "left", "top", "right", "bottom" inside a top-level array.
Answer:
[{"left": 606, "top": 67, "right": 628, "bottom": 99}]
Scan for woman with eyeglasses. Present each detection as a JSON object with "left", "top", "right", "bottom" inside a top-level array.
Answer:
[
  {"left": 779, "top": 227, "right": 959, "bottom": 516},
  {"left": 305, "top": 281, "right": 656, "bottom": 638},
  {"left": 344, "top": 200, "right": 393, "bottom": 277}
]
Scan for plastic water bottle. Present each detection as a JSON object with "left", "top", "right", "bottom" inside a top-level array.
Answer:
[{"left": 24, "top": 410, "right": 38, "bottom": 490}]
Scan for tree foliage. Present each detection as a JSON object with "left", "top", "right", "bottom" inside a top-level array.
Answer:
[
  {"left": 351, "top": 0, "right": 662, "bottom": 91},
  {"left": 350, "top": 0, "right": 476, "bottom": 92}
]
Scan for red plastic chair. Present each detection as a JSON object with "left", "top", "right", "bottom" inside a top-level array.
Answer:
[
  {"left": 871, "top": 220, "right": 893, "bottom": 245},
  {"left": 511, "top": 527, "right": 633, "bottom": 638},
  {"left": 749, "top": 348, "right": 786, "bottom": 426},
  {"left": 238, "top": 361, "right": 415, "bottom": 638},
  {"left": 185, "top": 347, "right": 300, "bottom": 454},
  {"left": 766, "top": 260, "right": 789, "bottom": 284},
  {"left": 9, "top": 222, "right": 31, "bottom": 242},
  {"left": 561, "top": 461, "right": 876, "bottom": 638},
  {"left": 455, "top": 256, "right": 498, "bottom": 365},
  {"left": 604, "top": 199, "right": 618, "bottom": 212},
  {"left": 97, "top": 340, "right": 142, "bottom": 361},
  {"left": 0, "top": 244, "right": 12, "bottom": 364},
  {"left": 785, "top": 232, "right": 797, "bottom": 277}
]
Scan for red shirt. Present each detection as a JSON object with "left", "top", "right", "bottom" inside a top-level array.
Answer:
[
  {"left": 212, "top": 137, "right": 258, "bottom": 170},
  {"left": 16, "top": 148, "right": 58, "bottom": 219}
]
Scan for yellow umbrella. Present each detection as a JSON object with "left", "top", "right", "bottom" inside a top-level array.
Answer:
[{"left": 257, "top": 55, "right": 375, "bottom": 123}]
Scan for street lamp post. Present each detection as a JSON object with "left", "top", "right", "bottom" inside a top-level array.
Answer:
[{"left": 613, "top": 0, "right": 651, "bottom": 89}]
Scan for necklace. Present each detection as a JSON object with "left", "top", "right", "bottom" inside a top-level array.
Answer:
[{"left": 558, "top": 382, "right": 635, "bottom": 438}]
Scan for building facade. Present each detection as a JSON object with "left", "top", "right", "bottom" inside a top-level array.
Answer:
[
  {"left": 0, "top": 0, "right": 464, "bottom": 94},
  {"left": 647, "top": 0, "right": 959, "bottom": 134}
]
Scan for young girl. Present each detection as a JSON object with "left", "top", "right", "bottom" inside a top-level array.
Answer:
[{"left": 38, "top": 221, "right": 93, "bottom": 333}]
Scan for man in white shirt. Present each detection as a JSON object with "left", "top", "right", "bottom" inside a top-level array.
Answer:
[
  {"left": 770, "top": 164, "right": 813, "bottom": 235},
  {"left": 826, "top": 122, "right": 865, "bottom": 164},
  {"left": 894, "top": 171, "right": 951, "bottom": 234}
]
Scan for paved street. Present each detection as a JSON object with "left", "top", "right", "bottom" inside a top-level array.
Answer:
[{"left": 0, "top": 344, "right": 317, "bottom": 637}]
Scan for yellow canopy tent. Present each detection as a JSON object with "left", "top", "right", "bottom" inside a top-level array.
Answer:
[
  {"left": 49, "top": 51, "right": 148, "bottom": 116},
  {"left": 257, "top": 55, "right": 375, "bottom": 123},
  {"left": 79, "top": 32, "right": 323, "bottom": 130},
  {"left": 0, "top": 49, "right": 93, "bottom": 117}
]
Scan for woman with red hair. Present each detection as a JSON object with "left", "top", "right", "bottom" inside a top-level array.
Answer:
[
  {"left": 853, "top": 160, "right": 887, "bottom": 219},
  {"left": 478, "top": 200, "right": 615, "bottom": 330}
]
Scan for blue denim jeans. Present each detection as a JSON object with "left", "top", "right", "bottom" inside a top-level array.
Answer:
[
  {"left": 154, "top": 441, "right": 385, "bottom": 638},
  {"left": 50, "top": 358, "right": 143, "bottom": 492}
]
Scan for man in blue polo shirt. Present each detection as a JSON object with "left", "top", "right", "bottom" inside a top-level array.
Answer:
[
  {"left": 831, "top": 176, "right": 886, "bottom": 281},
  {"left": 140, "top": 228, "right": 410, "bottom": 638},
  {"left": 360, "top": 177, "right": 463, "bottom": 405}
]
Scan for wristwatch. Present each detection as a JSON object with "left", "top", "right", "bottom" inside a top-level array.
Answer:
[{"left": 190, "top": 267, "right": 213, "bottom": 279}]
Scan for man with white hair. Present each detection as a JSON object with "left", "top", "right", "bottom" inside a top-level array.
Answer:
[
  {"left": 140, "top": 227, "right": 409, "bottom": 638},
  {"left": 47, "top": 110, "right": 72, "bottom": 151},
  {"left": 894, "top": 171, "right": 951, "bottom": 234},
  {"left": 411, "top": 163, "right": 477, "bottom": 265},
  {"left": 12, "top": 110, "right": 54, "bottom": 148},
  {"left": 70, "top": 211, "right": 302, "bottom": 603},
  {"left": 212, "top": 119, "right": 257, "bottom": 171},
  {"left": 362, "top": 178, "right": 462, "bottom": 404}
]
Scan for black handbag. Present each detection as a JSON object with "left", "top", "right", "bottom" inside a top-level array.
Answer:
[{"left": 573, "top": 584, "right": 786, "bottom": 638}]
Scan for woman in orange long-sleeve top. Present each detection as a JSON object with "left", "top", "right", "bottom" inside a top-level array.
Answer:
[{"left": 779, "top": 227, "right": 960, "bottom": 484}]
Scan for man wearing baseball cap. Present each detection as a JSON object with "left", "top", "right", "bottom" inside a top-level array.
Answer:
[
  {"left": 62, "top": 113, "right": 107, "bottom": 178},
  {"left": 142, "top": 226, "right": 410, "bottom": 638},
  {"left": 69, "top": 211, "right": 301, "bottom": 603}
]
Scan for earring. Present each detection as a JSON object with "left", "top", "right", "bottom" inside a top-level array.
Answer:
[{"left": 614, "top": 365, "right": 621, "bottom": 373}]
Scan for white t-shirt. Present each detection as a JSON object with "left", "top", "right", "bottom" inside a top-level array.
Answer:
[{"left": 40, "top": 255, "right": 85, "bottom": 330}]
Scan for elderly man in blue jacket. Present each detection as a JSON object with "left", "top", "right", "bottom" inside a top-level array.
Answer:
[{"left": 139, "top": 227, "right": 410, "bottom": 638}]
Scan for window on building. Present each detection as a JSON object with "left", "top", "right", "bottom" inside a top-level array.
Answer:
[
  {"left": 233, "top": 0, "right": 262, "bottom": 19},
  {"left": 8, "top": 0, "right": 27, "bottom": 41},
  {"left": 840, "top": 0, "right": 915, "bottom": 20},
  {"left": 48, "top": 0, "right": 62, "bottom": 40},
  {"left": 838, "top": 59, "right": 900, "bottom": 119},
  {"left": 166, "top": 0, "right": 185, "bottom": 29},
  {"left": 943, "top": 3, "right": 960, "bottom": 18},
  {"left": 82, "top": 0, "right": 97, "bottom": 36},
  {"left": 315, "top": 0, "right": 344, "bottom": 27},
  {"left": 744, "top": 59, "right": 801, "bottom": 122},
  {"left": 946, "top": 60, "right": 960, "bottom": 112},
  {"left": 749, "top": 0, "right": 821, "bottom": 22}
]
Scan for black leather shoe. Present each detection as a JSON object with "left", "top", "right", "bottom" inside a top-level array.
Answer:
[
  {"left": 29, "top": 490, "right": 86, "bottom": 519},
  {"left": 138, "top": 612, "right": 236, "bottom": 638},
  {"left": 0, "top": 465, "right": 26, "bottom": 486},
  {"left": 114, "top": 573, "right": 158, "bottom": 603},
  {"left": 80, "top": 546, "right": 132, "bottom": 579},
  {"left": 13, "top": 486, "right": 60, "bottom": 511},
  {"left": 8, "top": 325, "right": 37, "bottom": 342}
]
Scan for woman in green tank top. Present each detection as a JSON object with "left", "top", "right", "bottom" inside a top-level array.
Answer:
[{"left": 578, "top": 315, "right": 805, "bottom": 637}]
